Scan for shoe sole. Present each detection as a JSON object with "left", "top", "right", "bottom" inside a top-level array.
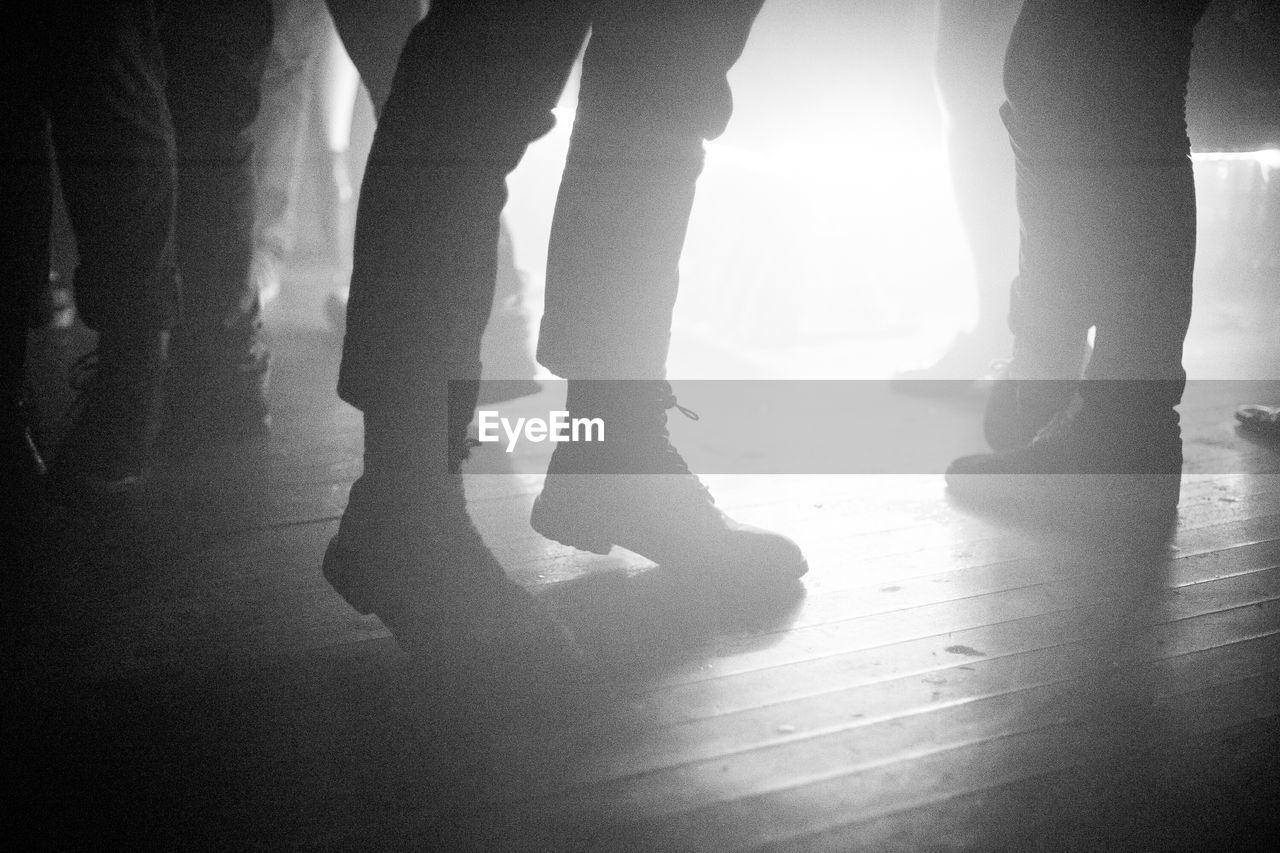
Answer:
[{"left": 530, "top": 486, "right": 809, "bottom": 582}]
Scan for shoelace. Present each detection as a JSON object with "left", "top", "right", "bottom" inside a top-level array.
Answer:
[
  {"left": 659, "top": 391, "right": 701, "bottom": 423},
  {"left": 655, "top": 386, "right": 717, "bottom": 508}
]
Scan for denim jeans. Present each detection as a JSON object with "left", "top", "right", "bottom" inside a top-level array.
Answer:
[
  {"left": 337, "top": 0, "right": 763, "bottom": 411},
  {"left": 160, "top": 0, "right": 273, "bottom": 355},
  {"left": 1002, "top": 0, "right": 1211, "bottom": 410},
  {"left": 0, "top": 1, "right": 179, "bottom": 399}
]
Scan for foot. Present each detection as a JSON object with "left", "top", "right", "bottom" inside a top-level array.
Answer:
[
  {"left": 325, "top": 474, "right": 597, "bottom": 693},
  {"left": 981, "top": 341, "right": 1093, "bottom": 451},
  {"left": 49, "top": 333, "right": 169, "bottom": 499},
  {"left": 1235, "top": 404, "right": 1280, "bottom": 438},
  {"left": 530, "top": 382, "right": 806, "bottom": 585},
  {"left": 982, "top": 375, "right": 1078, "bottom": 452},
  {"left": 947, "top": 393, "right": 1182, "bottom": 518}
]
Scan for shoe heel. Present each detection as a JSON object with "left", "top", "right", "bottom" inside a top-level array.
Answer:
[{"left": 529, "top": 494, "right": 613, "bottom": 555}]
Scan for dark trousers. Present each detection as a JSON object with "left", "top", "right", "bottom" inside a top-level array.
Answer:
[
  {"left": 0, "top": 1, "right": 179, "bottom": 399},
  {"left": 160, "top": 0, "right": 273, "bottom": 355},
  {"left": 337, "top": 0, "right": 763, "bottom": 412},
  {"left": 1003, "top": 0, "right": 1211, "bottom": 410}
]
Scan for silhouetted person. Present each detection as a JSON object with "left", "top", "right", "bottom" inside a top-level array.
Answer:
[
  {"left": 946, "top": 1, "right": 1216, "bottom": 516},
  {"left": 323, "top": 1, "right": 806, "bottom": 681},
  {"left": 2, "top": 2, "right": 178, "bottom": 503}
]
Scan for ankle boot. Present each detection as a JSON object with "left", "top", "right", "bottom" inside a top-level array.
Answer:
[
  {"left": 983, "top": 337, "right": 1091, "bottom": 451},
  {"left": 324, "top": 396, "right": 592, "bottom": 688},
  {"left": 51, "top": 329, "right": 169, "bottom": 498},
  {"left": 531, "top": 380, "right": 807, "bottom": 585},
  {"left": 948, "top": 383, "right": 1182, "bottom": 517}
]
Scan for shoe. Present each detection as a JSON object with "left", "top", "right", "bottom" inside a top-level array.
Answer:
[
  {"left": 164, "top": 331, "right": 271, "bottom": 446},
  {"left": 324, "top": 473, "right": 596, "bottom": 694},
  {"left": 530, "top": 381, "right": 807, "bottom": 585},
  {"left": 947, "top": 391, "right": 1182, "bottom": 518},
  {"left": 49, "top": 332, "right": 169, "bottom": 498},
  {"left": 982, "top": 375, "right": 1078, "bottom": 452},
  {"left": 1235, "top": 404, "right": 1280, "bottom": 438}
]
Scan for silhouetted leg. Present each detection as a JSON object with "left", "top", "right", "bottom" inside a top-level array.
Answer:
[
  {"left": 538, "top": 0, "right": 763, "bottom": 379},
  {"left": 325, "top": 0, "right": 422, "bottom": 117},
  {"left": 894, "top": 0, "right": 1023, "bottom": 385},
  {"left": 46, "top": 1, "right": 179, "bottom": 495},
  {"left": 339, "top": 0, "right": 589, "bottom": 413},
  {"left": 948, "top": 0, "right": 1211, "bottom": 517},
  {"left": 161, "top": 0, "right": 275, "bottom": 442},
  {"left": 0, "top": 22, "right": 57, "bottom": 498},
  {"left": 328, "top": 0, "right": 597, "bottom": 685},
  {"left": 529, "top": 1, "right": 806, "bottom": 586}
]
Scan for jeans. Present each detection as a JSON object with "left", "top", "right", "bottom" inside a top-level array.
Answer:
[
  {"left": 326, "top": 0, "right": 424, "bottom": 116},
  {"left": 160, "top": 0, "right": 273, "bottom": 354},
  {"left": 1003, "top": 0, "right": 1211, "bottom": 410},
  {"left": 337, "top": 0, "right": 763, "bottom": 411},
  {"left": 1, "top": 1, "right": 179, "bottom": 402}
]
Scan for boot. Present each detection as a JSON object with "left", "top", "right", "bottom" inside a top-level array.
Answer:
[
  {"left": 50, "top": 329, "right": 169, "bottom": 498},
  {"left": 323, "top": 387, "right": 593, "bottom": 692},
  {"left": 947, "top": 383, "right": 1182, "bottom": 518},
  {"left": 531, "top": 380, "right": 807, "bottom": 585},
  {"left": 982, "top": 337, "right": 1091, "bottom": 451}
]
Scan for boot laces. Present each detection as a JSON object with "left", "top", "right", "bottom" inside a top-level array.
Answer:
[{"left": 654, "top": 386, "right": 716, "bottom": 509}]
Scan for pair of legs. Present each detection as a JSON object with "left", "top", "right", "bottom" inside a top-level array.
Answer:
[
  {"left": 948, "top": 0, "right": 1211, "bottom": 512},
  {"left": 326, "top": 0, "right": 803, "bottom": 674},
  {"left": 1, "top": 1, "right": 180, "bottom": 497}
]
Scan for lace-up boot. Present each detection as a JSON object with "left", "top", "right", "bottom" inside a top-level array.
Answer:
[
  {"left": 531, "top": 380, "right": 807, "bottom": 585},
  {"left": 50, "top": 330, "right": 169, "bottom": 498},
  {"left": 324, "top": 382, "right": 594, "bottom": 693}
]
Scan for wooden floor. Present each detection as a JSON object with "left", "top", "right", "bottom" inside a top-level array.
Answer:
[{"left": 12, "top": 271, "right": 1280, "bottom": 851}]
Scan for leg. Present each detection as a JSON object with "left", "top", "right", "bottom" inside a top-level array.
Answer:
[
  {"left": 529, "top": 0, "right": 806, "bottom": 584},
  {"left": 326, "top": 0, "right": 596, "bottom": 680},
  {"left": 324, "top": 0, "right": 423, "bottom": 116},
  {"left": 161, "top": 0, "right": 275, "bottom": 442},
  {"left": 250, "top": 0, "right": 331, "bottom": 304},
  {"left": 0, "top": 19, "right": 57, "bottom": 502},
  {"left": 538, "top": 0, "right": 763, "bottom": 379},
  {"left": 47, "top": 2, "right": 180, "bottom": 496},
  {"left": 895, "top": 0, "right": 1023, "bottom": 385},
  {"left": 339, "top": 0, "right": 589, "bottom": 413},
  {"left": 948, "top": 0, "right": 1210, "bottom": 516}
]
